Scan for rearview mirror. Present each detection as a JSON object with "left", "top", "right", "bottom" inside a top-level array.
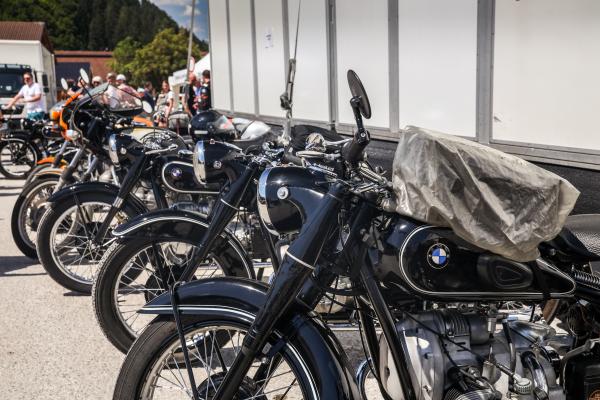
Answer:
[
  {"left": 79, "top": 68, "right": 90, "bottom": 84},
  {"left": 347, "top": 70, "right": 371, "bottom": 119},
  {"left": 142, "top": 101, "right": 153, "bottom": 114},
  {"left": 60, "top": 78, "right": 68, "bottom": 91}
]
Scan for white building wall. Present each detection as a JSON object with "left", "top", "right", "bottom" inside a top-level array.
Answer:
[
  {"left": 336, "top": 0, "right": 389, "bottom": 129},
  {"left": 229, "top": 0, "right": 256, "bottom": 114},
  {"left": 493, "top": 0, "right": 600, "bottom": 151},
  {"left": 208, "top": 0, "right": 231, "bottom": 111},
  {"left": 254, "top": 0, "right": 286, "bottom": 118}
]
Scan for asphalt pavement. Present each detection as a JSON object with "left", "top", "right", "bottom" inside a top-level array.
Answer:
[
  {"left": 0, "top": 177, "right": 376, "bottom": 399},
  {"left": 0, "top": 178, "right": 124, "bottom": 399}
]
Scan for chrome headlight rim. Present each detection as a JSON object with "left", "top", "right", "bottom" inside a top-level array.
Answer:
[
  {"left": 257, "top": 167, "right": 278, "bottom": 235},
  {"left": 108, "top": 134, "right": 120, "bottom": 164},
  {"left": 193, "top": 140, "right": 206, "bottom": 183}
]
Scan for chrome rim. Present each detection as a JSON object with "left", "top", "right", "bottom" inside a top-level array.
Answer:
[
  {"left": 49, "top": 201, "right": 128, "bottom": 285},
  {"left": 0, "top": 141, "right": 36, "bottom": 176},
  {"left": 113, "top": 242, "right": 224, "bottom": 337},
  {"left": 139, "top": 323, "right": 309, "bottom": 399},
  {"left": 18, "top": 179, "right": 56, "bottom": 250}
]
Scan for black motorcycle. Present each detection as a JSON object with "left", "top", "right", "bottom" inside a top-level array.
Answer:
[
  {"left": 92, "top": 121, "right": 347, "bottom": 353},
  {"left": 0, "top": 103, "right": 67, "bottom": 179},
  {"left": 113, "top": 71, "right": 598, "bottom": 400}
]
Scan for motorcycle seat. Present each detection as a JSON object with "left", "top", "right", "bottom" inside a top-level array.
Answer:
[{"left": 550, "top": 214, "right": 600, "bottom": 260}]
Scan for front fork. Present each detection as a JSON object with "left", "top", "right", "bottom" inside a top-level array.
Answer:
[
  {"left": 92, "top": 154, "right": 148, "bottom": 244},
  {"left": 53, "top": 145, "right": 87, "bottom": 193},
  {"left": 211, "top": 183, "right": 346, "bottom": 400}
]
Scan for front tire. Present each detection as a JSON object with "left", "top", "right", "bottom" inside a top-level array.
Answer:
[
  {"left": 10, "top": 175, "right": 59, "bottom": 258},
  {"left": 36, "top": 191, "right": 142, "bottom": 293},
  {"left": 113, "top": 316, "right": 319, "bottom": 400},
  {"left": 93, "top": 236, "right": 252, "bottom": 353}
]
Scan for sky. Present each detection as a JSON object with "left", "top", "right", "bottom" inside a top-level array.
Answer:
[{"left": 150, "top": 0, "right": 209, "bottom": 41}]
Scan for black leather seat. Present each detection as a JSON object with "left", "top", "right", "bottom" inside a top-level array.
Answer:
[{"left": 550, "top": 214, "right": 600, "bottom": 260}]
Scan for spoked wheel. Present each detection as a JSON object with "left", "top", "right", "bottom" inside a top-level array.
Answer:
[
  {"left": 93, "top": 237, "right": 252, "bottom": 353},
  {"left": 36, "top": 192, "right": 141, "bottom": 293},
  {"left": 114, "top": 318, "right": 317, "bottom": 400},
  {"left": 10, "top": 176, "right": 58, "bottom": 258},
  {"left": 0, "top": 139, "right": 38, "bottom": 179}
]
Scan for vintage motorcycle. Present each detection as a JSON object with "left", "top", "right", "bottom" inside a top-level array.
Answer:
[
  {"left": 0, "top": 102, "right": 67, "bottom": 179},
  {"left": 91, "top": 119, "right": 346, "bottom": 353},
  {"left": 112, "top": 71, "right": 600, "bottom": 400}
]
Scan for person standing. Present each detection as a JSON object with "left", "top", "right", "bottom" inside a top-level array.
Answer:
[
  {"left": 116, "top": 74, "right": 137, "bottom": 97},
  {"left": 5, "top": 72, "right": 46, "bottom": 120},
  {"left": 198, "top": 69, "right": 211, "bottom": 111},
  {"left": 142, "top": 81, "right": 155, "bottom": 110},
  {"left": 155, "top": 80, "right": 174, "bottom": 128},
  {"left": 184, "top": 72, "right": 197, "bottom": 116}
]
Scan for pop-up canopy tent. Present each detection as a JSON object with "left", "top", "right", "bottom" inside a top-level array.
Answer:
[{"left": 168, "top": 53, "right": 211, "bottom": 87}]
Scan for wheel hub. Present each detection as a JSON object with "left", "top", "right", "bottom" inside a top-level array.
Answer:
[{"left": 196, "top": 372, "right": 266, "bottom": 400}]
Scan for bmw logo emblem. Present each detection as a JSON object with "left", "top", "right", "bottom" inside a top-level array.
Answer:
[{"left": 427, "top": 243, "right": 450, "bottom": 269}]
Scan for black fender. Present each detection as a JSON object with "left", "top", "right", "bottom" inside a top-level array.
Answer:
[
  {"left": 47, "top": 181, "right": 148, "bottom": 215},
  {"left": 141, "top": 277, "right": 360, "bottom": 400},
  {"left": 112, "top": 208, "right": 255, "bottom": 279},
  {"left": 1, "top": 130, "right": 32, "bottom": 141}
]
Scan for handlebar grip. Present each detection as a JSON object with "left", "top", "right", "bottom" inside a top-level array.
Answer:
[
  {"left": 282, "top": 150, "right": 303, "bottom": 165},
  {"left": 342, "top": 131, "right": 368, "bottom": 167}
]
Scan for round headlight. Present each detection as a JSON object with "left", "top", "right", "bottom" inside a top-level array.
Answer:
[
  {"left": 193, "top": 141, "right": 206, "bottom": 183},
  {"left": 108, "top": 134, "right": 119, "bottom": 164},
  {"left": 65, "top": 129, "right": 80, "bottom": 141}
]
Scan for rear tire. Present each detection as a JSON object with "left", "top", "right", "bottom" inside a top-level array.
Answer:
[
  {"left": 36, "top": 191, "right": 142, "bottom": 294},
  {"left": 93, "top": 236, "right": 252, "bottom": 353},
  {"left": 10, "top": 175, "right": 59, "bottom": 258}
]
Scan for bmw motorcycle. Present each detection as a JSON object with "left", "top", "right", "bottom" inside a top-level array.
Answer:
[
  {"left": 113, "top": 71, "right": 600, "bottom": 400},
  {"left": 92, "top": 118, "right": 347, "bottom": 353}
]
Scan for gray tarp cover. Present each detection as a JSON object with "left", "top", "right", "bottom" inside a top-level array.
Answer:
[{"left": 389, "top": 126, "right": 580, "bottom": 262}]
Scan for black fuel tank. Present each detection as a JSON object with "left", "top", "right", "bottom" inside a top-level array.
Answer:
[
  {"left": 377, "top": 220, "right": 576, "bottom": 301},
  {"left": 161, "top": 159, "right": 220, "bottom": 194}
]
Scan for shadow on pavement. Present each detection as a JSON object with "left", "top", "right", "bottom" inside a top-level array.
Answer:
[{"left": 0, "top": 256, "right": 44, "bottom": 276}]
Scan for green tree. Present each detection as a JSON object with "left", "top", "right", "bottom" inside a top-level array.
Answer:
[
  {"left": 110, "top": 36, "right": 141, "bottom": 78},
  {"left": 123, "top": 28, "right": 205, "bottom": 88}
]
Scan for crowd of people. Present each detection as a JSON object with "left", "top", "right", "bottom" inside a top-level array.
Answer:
[{"left": 1, "top": 68, "right": 212, "bottom": 127}]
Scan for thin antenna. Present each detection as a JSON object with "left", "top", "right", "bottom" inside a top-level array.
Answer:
[{"left": 280, "top": 0, "right": 301, "bottom": 144}]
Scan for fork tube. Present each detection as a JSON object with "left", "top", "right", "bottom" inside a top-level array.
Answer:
[
  {"left": 51, "top": 141, "right": 68, "bottom": 168},
  {"left": 92, "top": 154, "right": 148, "bottom": 244},
  {"left": 54, "top": 145, "right": 85, "bottom": 193},
  {"left": 179, "top": 161, "right": 259, "bottom": 282},
  {"left": 79, "top": 155, "right": 98, "bottom": 182},
  {"left": 360, "top": 257, "right": 416, "bottom": 400},
  {"left": 212, "top": 183, "right": 345, "bottom": 400}
]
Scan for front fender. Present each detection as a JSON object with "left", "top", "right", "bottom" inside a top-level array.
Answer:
[
  {"left": 113, "top": 208, "right": 255, "bottom": 278},
  {"left": 24, "top": 166, "right": 63, "bottom": 186},
  {"left": 47, "top": 181, "right": 147, "bottom": 215},
  {"left": 142, "top": 277, "right": 360, "bottom": 400}
]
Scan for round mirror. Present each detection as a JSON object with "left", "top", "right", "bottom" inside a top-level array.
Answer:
[
  {"left": 60, "top": 78, "right": 68, "bottom": 91},
  {"left": 142, "top": 101, "right": 153, "bottom": 114},
  {"left": 347, "top": 70, "right": 371, "bottom": 119},
  {"left": 79, "top": 68, "right": 90, "bottom": 84}
]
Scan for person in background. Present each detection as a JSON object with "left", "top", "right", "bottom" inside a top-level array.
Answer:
[
  {"left": 198, "top": 69, "right": 211, "bottom": 111},
  {"left": 142, "top": 81, "right": 155, "bottom": 110},
  {"left": 106, "top": 72, "right": 117, "bottom": 86},
  {"left": 91, "top": 76, "right": 103, "bottom": 87},
  {"left": 4, "top": 72, "right": 46, "bottom": 120},
  {"left": 154, "top": 80, "right": 174, "bottom": 128},
  {"left": 184, "top": 72, "right": 197, "bottom": 116},
  {"left": 116, "top": 74, "right": 137, "bottom": 97}
]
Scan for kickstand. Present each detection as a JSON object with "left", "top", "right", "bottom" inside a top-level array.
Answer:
[{"left": 151, "top": 243, "right": 200, "bottom": 400}]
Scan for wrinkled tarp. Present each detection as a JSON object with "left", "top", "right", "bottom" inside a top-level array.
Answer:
[{"left": 389, "top": 126, "right": 580, "bottom": 262}]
